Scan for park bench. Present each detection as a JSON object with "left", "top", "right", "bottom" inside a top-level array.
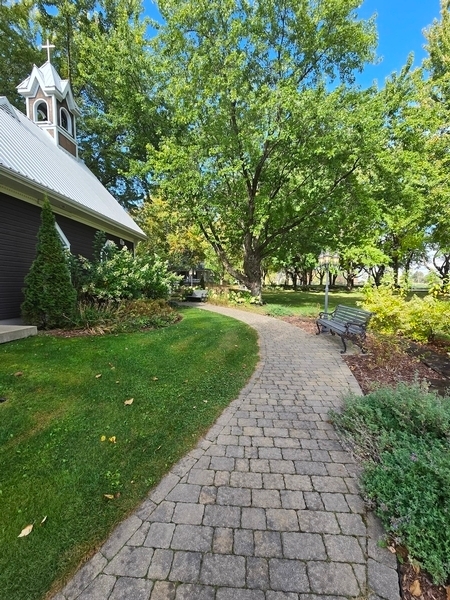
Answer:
[
  {"left": 185, "top": 289, "right": 208, "bottom": 302},
  {"left": 316, "top": 304, "right": 373, "bottom": 354}
]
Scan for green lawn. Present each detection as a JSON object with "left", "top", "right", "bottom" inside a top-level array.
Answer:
[
  {"left": 259, "top": 287, "right": 365, "bottom": 316},
  {"left": 0, "top": 308, "right": 258, "bottom": 600}
]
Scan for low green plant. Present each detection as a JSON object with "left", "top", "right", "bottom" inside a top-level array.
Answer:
[
  {"left": 114, "top": 299, "right": 180, "bottom": 332},
  {"left": 360, "top": 284, "right": 406, "bottom": 335},
  {"left": 205, "top": 286, "right": 261, "bottom": 306},
  {"left": 72, "top": 299, "right": 179, "bottom": 333},
  {"left": 361, "top": 284, "right": 450, "bottom": 342},
  {"left": 331, "top": 383, "right": 450, "bottom": 583}
]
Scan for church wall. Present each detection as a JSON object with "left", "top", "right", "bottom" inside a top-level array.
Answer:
[{"left": 0, "top": 193, "right": 134, "bottom": 320}]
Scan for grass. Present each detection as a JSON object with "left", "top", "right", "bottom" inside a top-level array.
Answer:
[
  {"left": 0, "top": 307, "right": 258, "bottom": 600},
  {"left": 259, "top": 288, "right": 365, "bottom": 316}
]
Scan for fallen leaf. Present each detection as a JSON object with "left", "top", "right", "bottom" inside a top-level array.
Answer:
[
  {"left": 109, "top": 436, "right": 116, "bottom": 443},
  {"left": 100, "top": 435, "right": 106, "bottom": 442},
  {"left": 40, "top": 516, "right": 47, "bottom": 525},
  {"left": 124, "top": 398, "right": 134, "bottom": 405},
  {"left": 115, "top": 381, "right": 120, "bottom": 384},
  {"left": 103, "top": 494, "right": 114, "bottom": 500},
  {"left": 152, "top": 377, "right": 158, "bottom": 381},
  {"left": 387, "top": 545, "right": 396, "bottom": 554},
  {"left": 95, "top": 374, "right": 102, "bottom": 379},
  {"left": 14, "top": 371, "right": 23, "bottom": 377},
  {"left": 412, "top": 563, "right": 420, "bottom": 575},
  {"left": 18, "top": 524, "right": 33, "bottom": 537},
  {"left": 409, "top": 580, "right": 421, "bottom": 597},
  {"left": 396, "top": 545, "right": 408, "bottom": 560}
]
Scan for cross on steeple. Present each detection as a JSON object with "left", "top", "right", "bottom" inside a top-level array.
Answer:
[{"left": 41, "top": 39, "right": 55, "bottom": 63}]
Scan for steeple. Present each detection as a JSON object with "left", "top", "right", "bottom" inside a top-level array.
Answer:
[{"left": 16, "top": 41, "right": 81, "bottom": 158}]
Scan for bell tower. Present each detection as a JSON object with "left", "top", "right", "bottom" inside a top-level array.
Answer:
[{"left": 17, "top": 40, "right": 81, "bottom": 158}]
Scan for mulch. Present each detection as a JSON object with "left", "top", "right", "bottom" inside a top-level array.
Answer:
[{"left": 282, "top": 315, "right": 450, "bottom": 600}]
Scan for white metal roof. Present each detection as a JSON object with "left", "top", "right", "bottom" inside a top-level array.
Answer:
[{"left": 0, "top": 97, "right": 146, "bottom": 240}]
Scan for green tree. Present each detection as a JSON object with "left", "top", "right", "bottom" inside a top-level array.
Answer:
[
  {"left": 21, "top": 198, "right": 77, "bottom": 328},
  {"left": 422, "top": 2, "right": 450, "bottom": 269},
  {"left": 37, "top": 0, "right": 161, "bottom": 207},
  {"left": 133, "top": 198, "right": 209, "bottom": 271},
  {"left": 0, "top": 0, "right": 41, "bottom": 108},
  {"left": 148, "top": 0, "right": 379, "bottom": 300}
]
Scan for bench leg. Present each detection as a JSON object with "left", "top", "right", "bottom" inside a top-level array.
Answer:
[
  {"left": 339, "top": 336, "right": 347, "bottom": 354},
  {"left": 316, "top": 322, "right": 330, "bottom": 334}
]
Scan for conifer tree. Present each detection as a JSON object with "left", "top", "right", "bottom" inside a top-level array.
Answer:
[{"left": 21, "top": 198, "right": 77, "bottom": 328}]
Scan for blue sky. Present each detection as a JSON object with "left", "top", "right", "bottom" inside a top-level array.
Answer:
[
  {"left": 357, "top": 0, "right": 441, "bottom": 87},
  {"left": 143, "top": 0, "right": 442, "bottom": 89}
]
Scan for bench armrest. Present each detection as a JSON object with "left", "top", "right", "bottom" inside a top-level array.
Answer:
[{"left": 318, "top": 310, "right": 335, "bottom": 319}]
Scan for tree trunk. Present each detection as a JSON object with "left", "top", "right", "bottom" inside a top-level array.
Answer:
[
  {"left": 345, "top": 274, "right": 354, "bottom": 290},
  {"left": 243, "top": 240, "right": 263, "bottom": 302},
  {"left": 372, "top": 265, "right": 385, "bottom": 287}
]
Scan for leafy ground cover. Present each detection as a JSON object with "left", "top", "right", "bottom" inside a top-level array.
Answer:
[
  {"left": 331, "top": 385, "right": 450, "bottom": 587},
  {"left": 0, "top": 308, "right": 258, "bottom": 600}
]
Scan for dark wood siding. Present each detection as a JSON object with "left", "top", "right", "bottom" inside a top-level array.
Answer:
[
  {"left": 0, "top": 193, "right": 134, "bottom": 319},
  {"left": 56, "top": 215, "right": 133, "bottom": 259},
  {"left": 0, "top": 193, "right": 41, "bottom": 320}
]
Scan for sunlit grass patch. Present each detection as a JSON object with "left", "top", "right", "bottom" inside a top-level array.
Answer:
[{"left": 0, "top": 307, "right": 258, "bottom": 600}]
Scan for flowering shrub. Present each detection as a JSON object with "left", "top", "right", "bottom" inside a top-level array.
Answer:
[{"left": 75, "top": 243, "right": 180, "bottom": 302}]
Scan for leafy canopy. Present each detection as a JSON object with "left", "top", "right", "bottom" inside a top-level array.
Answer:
[{"left": 148, "top": 0, "right": 379, "bottom": 296}]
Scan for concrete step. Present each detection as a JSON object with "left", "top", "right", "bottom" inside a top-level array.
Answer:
[{"left": 0, "top": 325, "right": 37, "bottom": 344}]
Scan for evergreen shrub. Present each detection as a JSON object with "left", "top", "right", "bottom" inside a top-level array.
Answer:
[{"left": 21, "top": 198, "right": 76, "bottom": 328}]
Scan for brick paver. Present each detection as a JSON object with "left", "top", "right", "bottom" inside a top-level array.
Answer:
[{"left": 54, "top": 306, "right": 400, "bottom": 600}]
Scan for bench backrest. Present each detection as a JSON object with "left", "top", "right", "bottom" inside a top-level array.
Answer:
[{"left": 333, "top": 304, "right": 372, "bottom": 325}]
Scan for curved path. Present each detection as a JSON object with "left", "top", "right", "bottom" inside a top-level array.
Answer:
[{"left": 54, "top": 306, "right": 400, "bottom": 600}]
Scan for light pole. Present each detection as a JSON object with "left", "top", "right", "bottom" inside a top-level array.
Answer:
[{"left": 318, "top": 251, "right": 339, "bottom": 315}]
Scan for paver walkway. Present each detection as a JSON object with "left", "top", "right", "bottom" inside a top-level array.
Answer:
[{"left": 54, "top": 306, "right": 400, "bottom": 600}]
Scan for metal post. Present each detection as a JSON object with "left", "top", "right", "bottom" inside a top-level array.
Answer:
[{"left": 324, "top": 263, "right": 329, "bottom": 315}]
